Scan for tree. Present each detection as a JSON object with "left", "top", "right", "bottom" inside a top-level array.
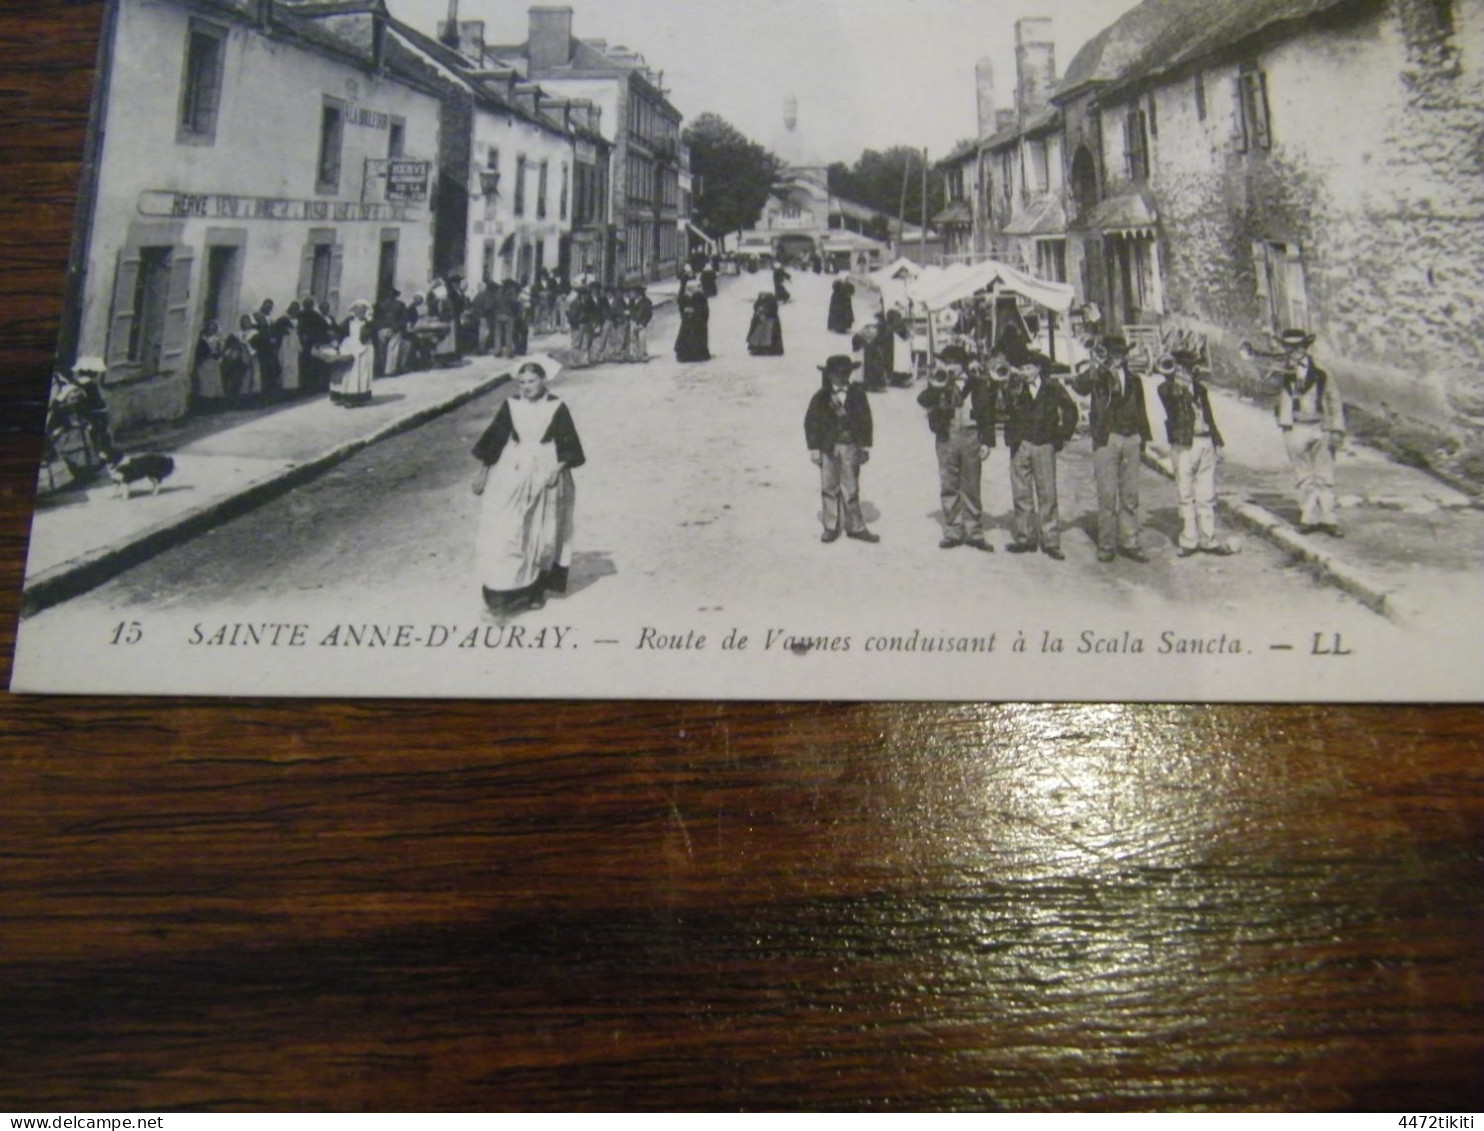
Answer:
[
  {"left": 683, "top": 113, "right": 784, "bottom": 239},
  {"left": 827, "top": 146, "right": 946, "bottom": 231}
]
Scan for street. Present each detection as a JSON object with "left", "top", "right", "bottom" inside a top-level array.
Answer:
[{"left": 22, "top": 272, "right": 1407, "bottom": 699}]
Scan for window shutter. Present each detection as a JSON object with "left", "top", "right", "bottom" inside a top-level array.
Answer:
[
  {"left": 1284, "top": 246, "right": 1309, "bottom": 331},
  {"left": 159, "top": 245, "right": 196, "bottom": 374},
  {"left": 297, "top": 241, "right": 316, "bottom": 300},
  {"left": 106, "top": 249, "right": 142, "bottom": 368},
  {"left": 1254, "top": 71, "right": 1272, "bottom": 149},
  {"left": 328, "top": 244, "right": 344, "bottom": 318},
  {"left": 1235, "top": 76, "right": 1250, "bottom": 152}
]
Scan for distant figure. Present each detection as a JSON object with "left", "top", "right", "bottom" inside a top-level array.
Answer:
[
  {"left": 746, "top": 292, "right": 784, "bottom": 356},
  {"left": 1003, "top": 360, "right": 1079, "bottom": 560},
  {"left": 1071, "top": 334, "right": 1153, "bottom": 564},
  {"left": 827, "top": 278, "right": 855, "bottom": 334},
  {"left": 674, "top": 280, "right": 712, "bottom": 362},
  {"left": 1272, "top": 329, "right": 1346, "bottom": 537},
  {"left": 1159, "top": 349, "right": 1235, "bottom": 557},
  {"left": 627, "top": 285, "right": 653, "bottom": 362},
  {"left": 773, "top": 263, "right": 792, "bottom": 303}
]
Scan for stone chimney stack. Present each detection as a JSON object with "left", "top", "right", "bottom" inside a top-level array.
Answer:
[
  {"left": 457, "top": 20, "right": 485, "bottom": 63},
  {"left": 529, "top": 5, "right": 574, "bottom": 70},
  {"left": 975, "top": 57, "right": 997, "bottom": 138},
  {"left": 1014, "top": 17, "right": 1057, "bottom": 118},
  {"left": 438, "top": 0, "right": 458, "bottom": 46},
  {"left": 783, "top": 95, "right": 798, "bottom": 132}
]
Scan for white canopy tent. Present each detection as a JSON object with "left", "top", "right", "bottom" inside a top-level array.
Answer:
[{"left": 907, "top": 258, "right": 1076, "bottom": 314}]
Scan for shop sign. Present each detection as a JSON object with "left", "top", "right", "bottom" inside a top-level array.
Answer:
[{"left": 139, "top": 190, "right": 414, "bottom": 222}]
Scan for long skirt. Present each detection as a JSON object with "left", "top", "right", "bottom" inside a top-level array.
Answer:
[
  {"left": 477, "top": 439, "right": 574, "bottom": 610},
  {"left": 331, "top": 347, "right": 373, "bottom": 406},
  {"left": 675, "top": 318, "right": 711, "bottom": 362},
  {"left": 747, "top": 314, "right": 783, "bottom": 356}
]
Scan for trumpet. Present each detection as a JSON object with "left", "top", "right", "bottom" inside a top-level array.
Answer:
[
  {"left": 990, "top": 360, "right": 1014, "bottom": 381},
  {"left": 1082, "top": 335, "right": 1109, "bottom": 365},
  {"left": 1239, "top": 340, "right": 1290, "bottom": 363},
  {"left": 1154, "top": 354, "right": 1177, "bottom": 376}
]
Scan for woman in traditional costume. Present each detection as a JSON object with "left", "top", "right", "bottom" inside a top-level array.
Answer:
[
  {"left": 331, "top": 300, "right": 375, "bottom": 407},
  {"left": 746, "top": 291, "right": 784, "bottom": 356},
  {"left": 827, "top": 278, "right": 856, "bottom": 334},
  {"left": 471, "top": 361, "right": 584, "bottom": 615},
  {"left": 674, "top": 281, "right": 712, "bottom": 362}
]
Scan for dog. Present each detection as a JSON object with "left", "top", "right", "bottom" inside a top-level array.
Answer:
[{"left": 102, "top": 450, "right": 175, "bottom": 499}]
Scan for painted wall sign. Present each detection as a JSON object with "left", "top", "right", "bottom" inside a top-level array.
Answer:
[{"left": 138, "top": 190, "right": 415, "bottom": 222}]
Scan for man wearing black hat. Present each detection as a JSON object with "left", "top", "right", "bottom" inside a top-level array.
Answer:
[
  {"left": 1072, "top": 334, "right": 1153, "bottom": 563},
  {"left": 1272, "top": 329, "right": 1345, "bottom": 536},
  {"left": 804, "top": 355, "right": 879, "bottom": 544},
  {"left": 917, "top": 345, "right": 996, "bottom": 550},
  {"left": 1159, "top": 349, "right": 1235, "bottom": 557},
  {"left": 1003, "top": 360, "right": 1079, "bottom": 559}
]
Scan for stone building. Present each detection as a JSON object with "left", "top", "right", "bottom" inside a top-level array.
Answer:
[
  {"left": 1077, "top": 0, "right": 1484, "bottom": 435},
  {"left": 71, "top": 0, "right": 445, "bottom": 428}
]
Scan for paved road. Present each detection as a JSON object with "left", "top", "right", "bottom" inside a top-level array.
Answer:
[{"left": 24, "top": 271, "right": 1405, "bottom": 699}]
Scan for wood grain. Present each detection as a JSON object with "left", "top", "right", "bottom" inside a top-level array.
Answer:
[{"left": 2, "top": 0, "right": 1482, "bottom": 1111}]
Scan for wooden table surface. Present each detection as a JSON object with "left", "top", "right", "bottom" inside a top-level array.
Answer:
[{"left": 2, "top": 1, "right": 1481, "bottom": 1112}]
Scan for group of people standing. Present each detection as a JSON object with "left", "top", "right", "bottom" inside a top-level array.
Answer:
[
  {"left": 565, "top": 282, "right": 654, "bottom": 368},
  {"left": 806, "top": 325, "right": 1346, "bottom": 558}
]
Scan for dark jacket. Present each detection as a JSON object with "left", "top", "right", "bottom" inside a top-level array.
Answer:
[
  {"left": 1275, "top": 360, "right": 1344, "bottom": 432},
  {"left": 805, "top": 381, "right": 873, "bottom": 451},
  {"left": 471, "top": 395, "right": 585, "bottom": 469},
  {"left": 1071, "top": 361, "right": 1152, "bottom": 448},
  {"left": 1003, "top": 377, "right": 1079, "bottom": 454},
  {"left": 1158, "top": 377, "right": 1225, "bottom": 448},
  {"left": 917, "top": 375, "right": 997, "bottom": 446}
]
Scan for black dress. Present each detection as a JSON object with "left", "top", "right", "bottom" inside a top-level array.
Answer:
[
  {"left": 674, "top": 292, "right": 712, "bottom": 362},
  {"left": 746, "top": 296, "right": 784, "bottom": 356},
  {"left": 827, "top": 280, "right": 855, "bottom": 334}
]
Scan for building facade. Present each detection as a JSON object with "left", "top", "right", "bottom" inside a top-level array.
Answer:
[
  {"left": 78, "top": 0, "right": 444, "bottom": 429},
  {"left": 1079, "top": 0, "right": 1484, "bottom": 430}
]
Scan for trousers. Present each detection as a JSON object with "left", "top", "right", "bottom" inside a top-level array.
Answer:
[
  {"left": 1092, "top": 431, "right": 1144, "bottom": 552},
  {"left": 1284, "top": 423, "right": 1337, "bottom": 526},
  {"left": 936, "top": 425, "right": 983, "bottom": 540},
  {"left": 819, "top": 443, "right": 866, "bottom": 534},
  {"left": 1010, "top": 442, "right": 1060, "bottom": 551},
  {"left": 1173, "top": 436, "right": 1219, "bottom": 549}
]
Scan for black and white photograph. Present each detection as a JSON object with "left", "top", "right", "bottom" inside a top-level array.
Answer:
[{"left": 9, "top": 0, "right": 1484, "bottom": 700}]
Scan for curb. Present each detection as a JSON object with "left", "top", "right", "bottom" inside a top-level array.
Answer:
[
  {"left": 1140, "top": 447, "right": 1400, "bottom": 623},
  {"left": 20, "top": 369, "right": 514, "bottom": 618}
]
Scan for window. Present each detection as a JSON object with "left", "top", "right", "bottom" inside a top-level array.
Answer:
[
  {"left": 537, "top": 159, "right": 549, "bottom": 219},
  {"left": 559, "top": 163, "right": 569, "bottom": 221},
  {"left": 1194, "top": 71, "right": 1207, "bottom": 122},
  {"left": 1254, "top": 241, "right": 1309, "bottom": 334},
  {"left": 1035, "top": 239, "right": 1067, "bottom": 283},
  {"left": 388, "top": 117, "right": 405, "bottom": 159},
  {"left": 1125, "top": 108, "right": 1150, "bottom": 181},
  {"left": 317, "top": 98, "right": 345, "bottom": 192},
  {"left": 1029, "top": 140, "right": 1050, "bottom": 195},
  {"left": 1236, "top": 66, "right": 1271, "bottom": 152},
  {"left": 514, "top": 155, "right": 527, "bottom": 215},
  {"left": 178, "top": 19, "right": 227, "bottom": 144}
]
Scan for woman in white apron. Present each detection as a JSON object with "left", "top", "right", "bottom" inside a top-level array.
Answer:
[
  {"left": 471, "top": 361, "right": 584, "bottom": 614},
  {"left": 331, "top": 300, "right": 375, "bottom": 407}
]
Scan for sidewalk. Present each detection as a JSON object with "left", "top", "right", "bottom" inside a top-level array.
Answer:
[
  {"left": 20, "top": 350, "right": 521, "bottom": 616},
  {"left": 1139, "top": 375, "right": 1483, "bottom": 626}
]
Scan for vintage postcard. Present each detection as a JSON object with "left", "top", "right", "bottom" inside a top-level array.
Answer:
[{"left": 11, "top": 0, "right": 1484, "bottom": 700}]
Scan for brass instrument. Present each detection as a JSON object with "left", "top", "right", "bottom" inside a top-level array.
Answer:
[
  {"left": 1154, "top": 354, "right": 1177, "bottom": 377},
  {"left": 1238, "top": 340, "right": 1291, "bottom": 363},
  {"left": 990, "top": 360, "right": 1014, "bottom": 381},
  {"left": 1082, "top": 334, "right": 1109, "bottom": 365}
]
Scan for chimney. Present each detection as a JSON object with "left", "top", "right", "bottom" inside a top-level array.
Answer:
[
  {"left": 1014, "top": 17, "right": 1056, "bottom": 118},
  {"left": 529, "top": 6, "right": 573, "bottom": 70},
  {"left": 975, "top": 58, "right": 996, "bottom": 138},
  {"left": 457, "top": 20, "right": 485, "bottom": 63},
  {"left": 439, "top": 0, "right": 459, "bottom": 47},
  {"left": 783, "top": 95, "right": 798, "bottom": 132},
  {"left": 371, "top": 9, "right": 386, "bottom": 70}
]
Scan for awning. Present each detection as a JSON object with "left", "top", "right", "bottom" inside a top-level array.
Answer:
[
  {"left": 1086, "top": 188, "right": 1159, "bottom": 238},
  {"left": 687, "top": 223, "right": 715, "bottom": 248},
  {"left": 1003, "top": 196, "right": 1066, "bottom": 237},
  {"left": 906, "top": 257, "right": 1076, "bottom": 314}
]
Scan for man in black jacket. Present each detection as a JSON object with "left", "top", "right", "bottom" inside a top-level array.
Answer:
[
  {"left": 804, "top": 355, "right": 878, "bottom": 544},
  {"left": 1072, "top": 334, "right": 1153, "bottom": 563},
  {"left": 1003, "top": 360, "right": 1079, "bottom": 560},
  {"left": 1158, "top": 349, "right": 1235, "bottom": 557},
  {"left": 917, "top": 346, "right": 996, "bottom": 550}
]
